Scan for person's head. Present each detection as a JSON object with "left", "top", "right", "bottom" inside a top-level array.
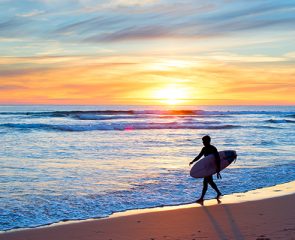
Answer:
[{"left": 202, "top": 135, "right": 211, "bottom": 146}]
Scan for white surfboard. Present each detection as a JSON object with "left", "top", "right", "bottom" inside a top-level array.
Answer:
[{"left": 190, "top": 150, "right": 237, "bottom": 178}]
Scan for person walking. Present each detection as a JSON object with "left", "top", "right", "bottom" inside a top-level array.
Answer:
[{"left": 189, "top": 135, "right": 222, "bottom": 204}]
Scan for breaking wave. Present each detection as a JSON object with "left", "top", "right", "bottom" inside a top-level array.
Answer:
[
  {"left": 0, "top": 122, "right": 241, "bottom": 131},
  {"left": 1, "top": 109, "right": 295, "bottom": 118},
  {"left": 266, "top": 119, "right": 295, "bottom": 124}
]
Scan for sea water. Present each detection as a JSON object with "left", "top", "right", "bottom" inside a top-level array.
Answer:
[{"left": 0, "top": 105, "right": 295, "bottom": 231}]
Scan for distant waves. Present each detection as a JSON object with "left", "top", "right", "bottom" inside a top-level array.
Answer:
[
  {"left": 1, "top": 109, "right": 294, "bottom": 132},
  {"left": 0, "top": 122, "right": 240, "bottom": 132},
  {"left": 1, "top": 109, "right": 295, "bottom": 117}
]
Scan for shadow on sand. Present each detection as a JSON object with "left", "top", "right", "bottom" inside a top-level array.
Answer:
[{"left": 201, "top": 199, "right": 245, "bottom": 240}]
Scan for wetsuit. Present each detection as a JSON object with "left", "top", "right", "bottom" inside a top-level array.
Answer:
[{"left": 192, "top": 144, "right": 222, "bottom": 199}]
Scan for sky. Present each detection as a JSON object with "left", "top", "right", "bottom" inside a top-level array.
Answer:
[{"left": 0, "top": 0, "right": 295, "bottom": 105}]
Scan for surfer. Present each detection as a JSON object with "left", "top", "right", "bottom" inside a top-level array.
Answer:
[{"left": 189, "top": 135, "right": 222, "bottom": 204}]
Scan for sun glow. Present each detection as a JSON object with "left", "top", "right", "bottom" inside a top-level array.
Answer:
[
  {"left": 153, "top": 85, "right": 190, "bottom": 105},
  {"left": 148, "top": 59, "right": 193, "bottom": 71}
]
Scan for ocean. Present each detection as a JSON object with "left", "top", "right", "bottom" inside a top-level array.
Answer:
[{"left": 1, "top": 105, "right": 295, "bottom": 231}]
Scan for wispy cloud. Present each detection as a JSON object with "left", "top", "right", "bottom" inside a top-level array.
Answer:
[
  {"left": 16, "top": 9, "right": 45, "bottom": 18},
  {"left": 1, "top": 1, "right": 294, "bottom": 44},
  {"left": 0, "top": 19, "right": 24, "bottom": 31},
  {"left": 49, "top": 1, "right": 295, "bottom": 43},
  {"left": 0, "top": 84, "right": 28, "bottom": 91}
]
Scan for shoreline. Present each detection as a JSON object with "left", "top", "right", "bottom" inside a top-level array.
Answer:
[
  {"left": 1, "top": 181, "right": 295, "bottom": 239},
  {"left": 3, "top": 181, "right": 295, "bottom": 234}
]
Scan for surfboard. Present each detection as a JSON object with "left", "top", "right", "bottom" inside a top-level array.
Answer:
[{"left": 190, "top": 150, "right": 237, "bottom": 178}]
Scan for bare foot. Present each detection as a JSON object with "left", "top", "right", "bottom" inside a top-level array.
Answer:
[{"left": 196, "top": 198, "right": 204, "bottom": 205}]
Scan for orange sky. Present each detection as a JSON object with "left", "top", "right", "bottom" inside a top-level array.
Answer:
[
  {"left": 1, "top": 54, "right": 294, "bottom": 105},
  {"left": 1, "top": 1, "right": 295, "bottom": 105}
]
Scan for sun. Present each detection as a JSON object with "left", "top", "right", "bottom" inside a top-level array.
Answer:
[{"left": 153, "top": 85, "right": 189, "bottom": 105}]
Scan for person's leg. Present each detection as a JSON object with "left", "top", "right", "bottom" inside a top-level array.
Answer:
[
  {"left": 208, "top": 176, "right": 222, "bottom": 198},
  {"left": 196, "top": 177, "right": 209, "bottom": 203}
]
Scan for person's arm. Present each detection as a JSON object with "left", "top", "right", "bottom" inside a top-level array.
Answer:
[
  {"left": 189, "top": 148, "right": 204, "bottom": 166},
  {"left": 213, "top": 148, "right": 222, "bottom": 179}
]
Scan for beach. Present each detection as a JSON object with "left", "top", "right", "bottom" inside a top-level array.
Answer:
[{"left": 1, "top": 181, "right": 294, "bottom": 240}]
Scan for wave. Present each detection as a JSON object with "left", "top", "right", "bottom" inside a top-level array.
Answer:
[
  {"left": 1, "top": 109, "right": 295, "bottom": 118},
  {"left": 266, "top": 119, "right": 295, "bottom": 124},
  {"left": 73, "top": 114, "right": 143, "bottom": 121},
  {"left": 1, "top": 123, "right": 54, "bottom": 130},
  {"left": 0, "top": 122, "right": 241, "bottom": 132},
  {"left": 253, "top": 125, "right": 282, "bottom": 129},
  {"left": 0, "top": 110, "right": 135, "bottom": 117}
]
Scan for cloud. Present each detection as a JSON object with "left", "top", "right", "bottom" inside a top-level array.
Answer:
[
  {"left": 84, "top": 25, "right": 177, "bottom": 42},
  {"left": 0, "top": 55, "right": 140, "bottom": 85},
  {"left": 209, "top": 16, "right": 295, "bottom": 33},
  {"left": 1, "top": 0, "right": 294, "bottom": 47},
  {"left": 0, "top": 85, "right": 28, "bottom": 91},
  {"left": 16, "top": 9, "right": 45, "bottom": 17},
  {"left": 0, "top": 19, "right": 22, "bottom": 31},
  {"left": 284, "top": 51, "right": 295, "bottom": 59},
  {"left": 225, "top": 83, "right": 295, "bottom": 95},
  {"left": 75, "top": 1, "right": 295, "bottom": 43},
  {"left": 102, "top": 0, "right": 158, "bottom": 7},
  {"left": 0, "top": 67, "right": 50, "bottom": 77},
  {"left": 54, "top": 15, "right": 125, "bottom": 36},
  {"left": 205, "top": 52, "right": 287, "bottom": 63},
  {"left": 0, "top": 17, "right": 35, "bottom": 38},
  {"left": 204, "top": 1, "right": 295, "bottom": 22}
]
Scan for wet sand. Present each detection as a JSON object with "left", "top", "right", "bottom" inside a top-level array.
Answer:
[{"left": 1, "top": 181, "right": 294, "bottom": 240}]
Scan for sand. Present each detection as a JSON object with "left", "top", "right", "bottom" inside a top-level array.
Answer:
[{"left": 1, "top": 181, "right": 295, "bottom": 240}]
